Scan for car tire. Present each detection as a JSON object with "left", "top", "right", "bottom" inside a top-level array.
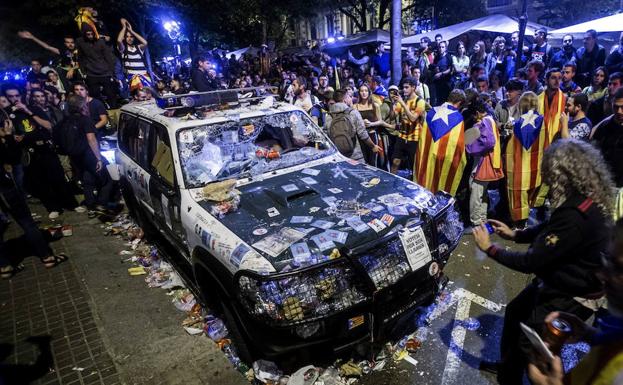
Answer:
[
  {"left": 220, "top": 299, "right": 254, "bottom": 365},
  {"left": 195, "top": 265, "right": 254, "bottom": 364}
]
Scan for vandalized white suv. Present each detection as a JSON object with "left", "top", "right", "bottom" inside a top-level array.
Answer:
[{"left": 116, "top": 91, "right": 463, "bottom": 363}]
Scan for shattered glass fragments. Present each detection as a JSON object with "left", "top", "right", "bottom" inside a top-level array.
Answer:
[{"left": 177, "top": 111, "right": 335, "bottom": 188}]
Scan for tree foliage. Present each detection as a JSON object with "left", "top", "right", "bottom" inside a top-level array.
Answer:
[{"left": 533, "top": 0, "right": 619, "bottom": 28}]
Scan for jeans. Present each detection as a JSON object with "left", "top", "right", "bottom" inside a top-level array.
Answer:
[
  {"left": 26, "top": 147, "right": 78, "bottom": 212},
  {"left": 0, "top": 182, "right": 51, "bottom": 267},
  {"left": 85, "top": 75, "right": 118, "bottom": 108},
  {"left": 469, "top": 179, "right": 489, "bottom": 226},
  {"left": 71, "top": 151, "right": 113, "bottom": 209}
]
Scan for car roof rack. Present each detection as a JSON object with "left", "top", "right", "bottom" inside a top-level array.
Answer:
[{"left": 155, "top": 86, "right": 279, "bottom": 112}]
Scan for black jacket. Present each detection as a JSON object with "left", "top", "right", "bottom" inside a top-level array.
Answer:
[
  {"left": 76, "top": 37, "right": 115, "bottom": 77},
  {"left": 191, "top": 69, "right": 218, "bottom": 92},
  {"left": 487, "top": 194, "right": 611, "bottom": 297}
]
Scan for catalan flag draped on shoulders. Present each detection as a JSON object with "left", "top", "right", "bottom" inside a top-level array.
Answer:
[
  {"left": 505, "top": 109, "right": 548, "bottom": 222},
  {"left": 415, "top": 102, "right": 466, "bottom": 196},
  {"left": 537, "top": 89, "right": 565, "bottom": 144}
]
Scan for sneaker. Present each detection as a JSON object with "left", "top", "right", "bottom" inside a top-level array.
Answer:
[
  {"left": 74, "top": 206, "right": 87, "bottom": 213},
  {"left": 48, "top": 211, "right": 60, "bottom": 220},
  {"left": 463, "top": 226, "right": 474, "bottom": 235}
]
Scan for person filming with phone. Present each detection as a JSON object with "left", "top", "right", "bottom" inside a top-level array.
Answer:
[{"left": 472, "top": 139, "right": 615, "bottom": 385}]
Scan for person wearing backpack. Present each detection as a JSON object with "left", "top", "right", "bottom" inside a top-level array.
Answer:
[
  {"left": 59, "top": 94, "right": 113, "bottom": 217},
  {"left": 324, "top": 89, "right": 382, "bottom": 161}
]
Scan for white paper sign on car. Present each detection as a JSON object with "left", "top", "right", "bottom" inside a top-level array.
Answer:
[{"left": 399, "top": 226, "right": 432, "bottom": 271}]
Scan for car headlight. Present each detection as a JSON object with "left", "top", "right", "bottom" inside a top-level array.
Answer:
[
  {"left": 237, "top": 259, "right": 368, "bottom": 326},
  {"left": 434, "top": 204, "right": 463, "bottom": 259},
  {"left": 357, "top": 237, "right": 412, "bottom": 291}
]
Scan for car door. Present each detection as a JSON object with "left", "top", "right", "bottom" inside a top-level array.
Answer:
[
  {"left": 118, "top": 114, "right": 154, "bottom": 215},
  {"left": 145, "top": 121, "right": 186, "bottom": 249}
]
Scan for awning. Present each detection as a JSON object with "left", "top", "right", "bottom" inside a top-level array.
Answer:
[
  {"left": 402, "top": 14, "right": 548, "bottom": 45},
  {"left": 548, "top": 13, "right": 623, "bottom": 41}
]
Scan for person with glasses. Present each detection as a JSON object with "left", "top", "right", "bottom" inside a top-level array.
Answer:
[
  {"left": 577, "top": 29, "right": 607, "bottom": 88},
  {"left": 474, "top": 138, "right": 615, "bottom": 385},
  {"left": 549, "top": 34, "right": 578, "bottom": 70}
]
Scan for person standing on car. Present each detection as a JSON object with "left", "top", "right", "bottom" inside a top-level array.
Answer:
[
  {"left": 59, "top": 94, "right": 114, "bottom": 217},
  {"left": 473, "top": 138, "right": 615, "bottom": 385}
]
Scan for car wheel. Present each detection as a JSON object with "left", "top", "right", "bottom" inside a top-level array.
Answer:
[
  {"left": 220, "top": 299, "right": 254, "bottom": 365},
  {"left": 195, "top": 265, "right": 254, "bottom": 364}
]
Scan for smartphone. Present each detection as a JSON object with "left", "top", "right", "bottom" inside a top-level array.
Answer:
[
  {"left": 485, "top": 222, "right": 495, "bottom": 234},
  {"left": 520, "top": 322, "right": 555, "bottom": 361}
]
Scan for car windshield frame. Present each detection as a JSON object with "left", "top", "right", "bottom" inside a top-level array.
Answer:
[{"left": 177, "top": 110, "right": 336, "bottom": 189}]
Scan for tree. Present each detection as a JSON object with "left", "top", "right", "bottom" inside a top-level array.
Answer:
[{"left": 534, "top": 0, "right": 619, "bottom": 28}]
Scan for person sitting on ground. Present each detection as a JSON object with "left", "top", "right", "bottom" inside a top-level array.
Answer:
[{"left": 474, "top": 138, "right": 615, "bottom": 385}]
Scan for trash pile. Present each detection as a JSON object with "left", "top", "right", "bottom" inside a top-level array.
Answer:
[{"left": 103, "top": 214, "right": 464, "bottom": 384}]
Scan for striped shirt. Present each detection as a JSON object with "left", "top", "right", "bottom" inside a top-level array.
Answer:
[
  {"left": 394, "top": 97, "right": 425, "bottom": 142},
  {"left": 122, "top": 45, "right": 147, "bottom": 76}
]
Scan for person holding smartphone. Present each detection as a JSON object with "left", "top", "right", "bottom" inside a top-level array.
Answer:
[
  {"left": 472, "top": 139, "right": 615, "bottom": 385},
  {"left": 528, "top": 219, "right": 623, "bottom": 385}
]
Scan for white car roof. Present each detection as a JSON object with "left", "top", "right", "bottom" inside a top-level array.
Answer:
[{"left": 120, "top": 99, "right": 306, "bottom": 132}]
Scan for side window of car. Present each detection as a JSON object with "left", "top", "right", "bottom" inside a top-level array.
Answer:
[
  {"left": 148, "top": 123, "right": 175, "bottom": 187},
  {"left": 118, "top": 113, "right": 136, "bottom": 156},
  {"left": 119, "top": 114, "right": 149, "bottom": 168}
]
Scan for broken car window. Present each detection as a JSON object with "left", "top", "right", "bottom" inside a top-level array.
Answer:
[{"left": 178, "top": 111, "right": 335, "bottom": 188}]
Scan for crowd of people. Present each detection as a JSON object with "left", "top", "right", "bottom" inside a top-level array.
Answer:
[{"left": 1, "top": 8, "right": 623, "bottom": 384}]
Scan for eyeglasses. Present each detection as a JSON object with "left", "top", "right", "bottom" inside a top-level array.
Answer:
[{"left": 563, "top": 39, "right": 572, "bottom": 43}]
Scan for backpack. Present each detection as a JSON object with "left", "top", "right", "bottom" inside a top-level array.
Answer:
[
  {"left": 53, "top": 116, "right": 84, "bottom": 156},
  {"left": 328, "top": 108, "right": 356, "bottom": 157}
]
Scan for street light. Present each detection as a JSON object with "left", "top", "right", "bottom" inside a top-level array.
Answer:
[{"left": 163, "top": 20, "right": 181, "bottom": 40}]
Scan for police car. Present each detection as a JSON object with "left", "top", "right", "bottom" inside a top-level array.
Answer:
[{"left": 116, "top": 89, "right": 463, "bottom": 363}]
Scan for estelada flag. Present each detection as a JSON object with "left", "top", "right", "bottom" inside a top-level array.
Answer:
[
  {"left": 505, "top": 109, "right": 547, "bottom": 221},
  {"left": 415, "top": 103, "right": 466, "bottom": 196},
  {"left": 537, "top": 89, "right": 565, "bottom": 144}
]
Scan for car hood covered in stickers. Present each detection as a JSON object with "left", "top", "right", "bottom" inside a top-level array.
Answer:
[{"left": 197, "top": 159, "right": 455, "bottom": 273}]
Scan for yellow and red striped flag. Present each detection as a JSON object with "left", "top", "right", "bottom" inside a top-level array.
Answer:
[{"left": 415, "top": 103, "right": 466, "bottom": 196}]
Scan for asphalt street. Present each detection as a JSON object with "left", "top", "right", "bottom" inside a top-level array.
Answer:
[{"left": 2, "top": 204, "right": 530, "bottom": 385}]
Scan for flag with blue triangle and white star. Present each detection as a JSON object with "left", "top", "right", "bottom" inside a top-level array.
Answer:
[{"left": 415, "top": 103, "right": 466, "bottom": 196}]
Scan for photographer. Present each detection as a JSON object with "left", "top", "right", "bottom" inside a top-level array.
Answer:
[{"left": 473, "top": 139, "right": 615, "bottom": 385}]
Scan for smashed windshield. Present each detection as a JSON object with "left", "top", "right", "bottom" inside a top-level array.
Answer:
[{"left": 178, "top": 110, "right": 335, "bottom": 188}]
